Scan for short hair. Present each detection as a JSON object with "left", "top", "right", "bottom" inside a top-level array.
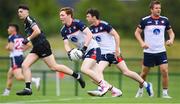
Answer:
[
  {"left": 149, "top": 0, "right": 161, "bottom": 9},
  {"left": 18, "top": 4, "right": 29, "bottom": 10},
  {"left": 8, "top": 24, "right": 19, "bottom": 33},
  {"left": 86, "top": 8, "right": 100, "bottom": 19},
  {"left": 60, "top": 7, "right": 73, "bottom": 17}
]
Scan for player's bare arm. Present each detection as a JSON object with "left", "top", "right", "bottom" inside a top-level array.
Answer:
[
  {"left": 166, "top": 29, "right": 175, "bottom": 46},
  {"left": 5, "top": 42, "right": 13, "bottom": 51},
  {"left": 135, "top": 27, "right": 149, "bottom": 49},
  {"left": 109, "top": 29, "right": 120, "bottom": 58},
  {"left": 28, "top": 25, "right": 41, "bottom": 40},
  {"left": 83, "top": 27, "right": 93, "bottom": 47},
  {"left": 63, "top": 39, "right": 72, "bottom": 52},
  {"left": 22, "top": 43, "right": 32, "bottom": 51}
]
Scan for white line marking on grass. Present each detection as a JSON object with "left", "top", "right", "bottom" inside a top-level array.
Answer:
[{"left": 0, "top": 97, "right": 114, "bottom": 104}]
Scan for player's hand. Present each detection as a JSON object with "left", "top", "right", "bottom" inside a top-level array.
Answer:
[
  {"left": 141, "top": 42, "right": 149, "bottom": 49},
  {"left": 115, "top": 48, "right": 120, "bottom": 60},
  {"left": 166, "top": 39, "right": 173, "bottom": 47},
  {"left": 22, "top": 38, "right": 30, "bottom": 45},
  {"left": 67, "top": 48, "right": 74, "bottom": 61},
  {"left": 80, "top": 46, "right": 87, "bottom": 55}
]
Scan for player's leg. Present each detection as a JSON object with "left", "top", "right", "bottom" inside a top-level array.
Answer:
[
  {"left": 156, "top": 52, "right": 171, "bottom": 98},
  {"left": 13, "top": 68, "right": 41, "bottom": 91},
  {"left": 116, "top": 61, "right": 153, "bottom": 97},
  {"left": 2, "top": 68, "right": 14, "bottom": 96},
  {"left": 117, "top": 61, "right": 145, "bottom": 84},
  {"left": 13, "top": 68, "right": 24, "bottom": 81},
  {"left": 81, "top": 58, "right": 100, "bottom": 82},
  {"left": 95, "top": 61, "right": 109, "bottom": 79},
  {"left": 81, "top": 58, "right": 111, "bottom": 96},
  {"left": 42, "top": 54, "right": 85, "bottom": 88},
  {"left": 89, "top": 61, "right": 122, "bottom": 97},
  {"left": 159, "top": 63, "right": 171, "bottom": 98},
  {"left": 135, "top": 65, "right": 150, "bottom": 97},
  {"left": 16, "top": 53, "right": 39, "bottom": 95}
]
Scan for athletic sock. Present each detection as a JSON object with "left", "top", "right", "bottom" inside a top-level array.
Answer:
[
  {"left": 25, "top": 82, "right": 31, "bottom": 89},
  {"left": 142, "top": 81, "right": 148, "bottom": 88},
  {"left": 163, "top": 88, "right": 168, "bottom": 95},
  {"left": 72, "top": 72, "right": 80, "bottom": 79},
  {"left": 31, "top": 77, "right": 36, "bottom": 83}
]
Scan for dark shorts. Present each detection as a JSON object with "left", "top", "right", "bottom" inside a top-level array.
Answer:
[
  {"left": 84, "top": 48, "right": 101, "bottom": 63},
  {"left": 101, "top": 53, "right": 124, "bottom": 65},
  {"left": 30, "top": 39, "right": 52, "bottom": 58},
  {"left": 143, "top": 52, "right": 168, "bottom": 67},
  {"left": 10, "top": 55, "right": 24, "bottom": 70}
]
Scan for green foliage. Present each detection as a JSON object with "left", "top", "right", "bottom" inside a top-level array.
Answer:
[
  {"left": 18, "top": 0, "right": 61, "bottom": 36},
  {"left": 75, "top": 0, "right": 131, "bottom": 37},
  {"left": 1, "top": 0, "right": 180, "bottom": 39},
  {"left": 0, "top": 0, "right": 21, "bottom": 37},
  {"left": 75, "top": 0, "right": 180, "bottom": 39},
  {"left": 0, "top": 0, "right": 61, "bottom": 38}
]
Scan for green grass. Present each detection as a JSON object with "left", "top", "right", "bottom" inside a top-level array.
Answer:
[
  {"left": 1, "top": 63, "right": 180, "bottom": 103},
  {"left": 1, "top": 96, "right": 180, "bottom": 104}
]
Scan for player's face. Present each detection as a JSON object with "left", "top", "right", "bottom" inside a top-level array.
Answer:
[
  {"left": 86, "top": 14, "right": 94, "bottom": 24},
  {"left": 18, "top": 9, "right": 28, "bottom": 19},
  {"left": 59, "top": 11, "right": 71, "bottom": 24},
  {"left": 151, "top": 4, "right": 161, "bottom": 17},
  {"left": 7, "top": 26, "right": 15, "bottom": 35}
]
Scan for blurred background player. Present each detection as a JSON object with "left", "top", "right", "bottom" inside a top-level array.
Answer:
[
  {"left": 134, "top": 0, "right": 175, "bottom": 98},
  {"left": 2, "top": 24, "right": 40, "bottom": 96},
  {"left": 16, "top": 5, "right": 85, "bottom": 96},
  {"left": 86, "top": 8, "right": 153, "bottom": 97},
  {"left": 60, "top": 7, "right": 112, "bottom": 96}
]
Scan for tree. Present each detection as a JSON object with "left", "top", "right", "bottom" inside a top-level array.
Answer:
[{"left": 0, "top": 0, "right": 60, "bottom": 38}]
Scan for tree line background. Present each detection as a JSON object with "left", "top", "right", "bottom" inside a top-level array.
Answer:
[{"left": 0, "top": 0, "right": 179, "bottom": 39}]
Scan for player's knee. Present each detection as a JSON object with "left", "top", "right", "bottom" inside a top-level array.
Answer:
[
  {"left": 122, "top": 70, "right": 131, "bottom": 76},
  {"left": 21, "top": 63, "right": 29, "bottom": 70},
  {"left": 80, "top": 68, "right": 86, "bottom": 74},
  {"left": 97, "top": 69, "right": 103, "bottom": 74},
  {"left": 16, "top": 76, "right": 24, "bottom": 81},
  {"left": 161, "top": 69, "right": 168, "bottom": 76},
  {"left": 140, "top": 72, "right": 147, "bottom": 77},
  {"left": 49, "top": 64, "right": 58, "bottom": 71}
]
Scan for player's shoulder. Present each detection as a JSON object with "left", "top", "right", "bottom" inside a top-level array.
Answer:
[
  {"left": 160, "top": 16, "right": 169, "bottom": 20},
  {"left": 16, "top": 34, "right": 24, "bottom": 38},
  {"left": 60, "top": 25, "right": 66, "bottom": 33},
  {"left": 8, "top": 35, "right": 13, "bottom": 40},
  {"left": 73, "top": 19, "right": 85, "bottom": 25},
  {"left": 141, "top": 15, "right": 151, "bottom": 21},
  {"left": 100, "top": 20, "right": 109, "bottom": 25},
  {"left": 8, "top": 35, "right": 17, "bottom": 41},
  {"left": 26, "top": 16, "right": 35, "bottom": 23},
  {"left": 73, "top": 19, "right": 81, "bottom": 23}
]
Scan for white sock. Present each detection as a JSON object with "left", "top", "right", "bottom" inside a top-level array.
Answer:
[
  {"left": 5, "top": 88, "right": 10, "bottom": 92},
  {"left": 143, "top": 81, "right": 148, "bottom": 88},
  {"left": 139, "top": 87, "right": 143, "bottom": 91},
  {"left": 31, "top": 77, "right": 36, "bottom": 83},
  {"left": 163, "top": 89, "right": 168, "bottom": 95}
]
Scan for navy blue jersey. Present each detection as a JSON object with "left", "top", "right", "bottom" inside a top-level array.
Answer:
[
  {"left": 24, "top": 16, "right": 46, "bottom": 46},
  {"left": 61, "top": 19, "right": 86, "bottom": 40},
  {"left": 8, "top": 34, "right": 24, "bottom": 57},
  {"left": 89, "top": 20, "right": 113, "bottom": 34},
  {"left": 89, "top": 20, "right": 117, "bottom": 54},
  {"left": 138, "top": 16, "right": 171, "bottom": 53},
  {"left": 60, "top": 19, "right": 99, "bottom": 51},
  {"left": 138, "top": 16, "right": 171, "bottom": 30}
]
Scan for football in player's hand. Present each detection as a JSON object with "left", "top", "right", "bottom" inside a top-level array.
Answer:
[{"left": 69, "top": 48, "right": 83, "bottom": 61}]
